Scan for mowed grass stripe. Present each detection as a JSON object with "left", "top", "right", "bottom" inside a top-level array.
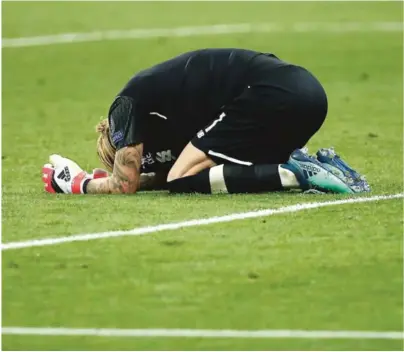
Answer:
[
  {"left": 1, "top": 194, "right": 402, "bottom": 251},
  {"left": 3, "top": 22, "right": 403, "bottom": 48}
]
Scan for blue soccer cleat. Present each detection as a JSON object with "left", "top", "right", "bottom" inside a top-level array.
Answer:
[
  {"left": 315, "top": 147, "right": 371, "bottom": 193},
  {"left": 282, "top": 148, "right": 360, "bottom": 194}
]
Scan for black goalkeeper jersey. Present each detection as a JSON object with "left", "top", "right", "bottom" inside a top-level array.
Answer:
[{"left": 108, "top": 48, "right": 292, "bottom": 172}]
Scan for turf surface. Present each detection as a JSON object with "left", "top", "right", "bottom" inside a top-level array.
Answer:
[{"left": 2, "top": 1, "right": 403, "bottom": 350}]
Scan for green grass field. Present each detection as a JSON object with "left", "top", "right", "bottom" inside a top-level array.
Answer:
[{"left": 2, "top": 1, "right": 403, "bottom": 350}]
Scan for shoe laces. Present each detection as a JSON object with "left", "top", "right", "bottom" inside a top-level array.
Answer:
[{"left": 301, "top": 147, "right": 322, "bottom": 164}]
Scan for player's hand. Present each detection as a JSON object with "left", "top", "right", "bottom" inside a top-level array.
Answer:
[{"left": 42, "top": 155, "right": 109, "bottom": 194}]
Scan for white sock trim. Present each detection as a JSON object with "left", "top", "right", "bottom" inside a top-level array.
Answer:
[
  {"left": 209, "top": 165, "right": 228, "bottom": 194},
  {"left": 278, "top": 165, "right": 300, "bottom": 188}
]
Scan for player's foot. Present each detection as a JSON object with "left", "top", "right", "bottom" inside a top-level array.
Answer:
[
  {"left": 282, "top": 148, "right": 356, "bottom": 193},
  {"left": 315, "top": 147, "right": 371, "bottom": 193}
]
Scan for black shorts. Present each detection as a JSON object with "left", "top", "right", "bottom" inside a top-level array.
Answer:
[{"left": 191, "top": 65, "right": 328, "bottom": 165}]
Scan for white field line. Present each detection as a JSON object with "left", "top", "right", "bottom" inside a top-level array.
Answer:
[
  {"left": 1, "top": 327, "right": 403, "bottom": 340},
  {"left": 3, "top": 22, "right": 403, "bottom": 48},
  {"left": 1, "top": 194, "right": 402, "bottom": 251}
]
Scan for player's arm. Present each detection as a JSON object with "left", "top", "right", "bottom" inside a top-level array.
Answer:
[
  {"left": 42, "top": 144, "right": 143, "bottom": 195},
  {"left": 86, "top": 144, "right": 143, "bottom": 194}
]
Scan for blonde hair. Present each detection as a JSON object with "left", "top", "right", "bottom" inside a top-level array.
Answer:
[{"left": 96, "top": 118, "right": 116, "bottom": 172}]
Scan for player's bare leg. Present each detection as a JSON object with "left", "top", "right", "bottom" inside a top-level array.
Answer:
[{"left": 167, "top": 142, "right": 216, "bottom": 182}]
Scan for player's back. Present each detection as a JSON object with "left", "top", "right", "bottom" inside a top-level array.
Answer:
[
  {"left": 119, "top": 48, "right": 283, "bottom": 136},
  {"left": 110, "top": 48, "right": 294, "bottom": 173}
]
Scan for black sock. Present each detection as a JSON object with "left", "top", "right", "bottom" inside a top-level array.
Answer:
[
  {"left": 167, "top": 169, "right": 211, "bottom": 194},
  {"left": 224, "top": 164, "right": 282, "bottom": 193},
  {"left": 167, "top": 164, "right": 283, "bottom": 194}
]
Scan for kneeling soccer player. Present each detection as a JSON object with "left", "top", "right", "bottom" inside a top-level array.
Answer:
[{"left": 42, "top": 48, "right": 370, "bottom": 195}]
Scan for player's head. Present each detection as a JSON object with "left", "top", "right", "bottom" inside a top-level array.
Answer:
[{"left": 96, "top": 118, "right": 116, "bottom": 172}]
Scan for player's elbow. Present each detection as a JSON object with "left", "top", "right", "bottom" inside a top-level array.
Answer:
[
  {"left": 126, "top": 186, "right": 139, "bottom": 194},
  {"left": 121, "top": 187, "right": 138, "bottom": 194},
  {"left": 121, "top": 180, "right": 139, "bottom": 194},
  {"left": 109, "top": 174, "right": 139, "bottom": 194}
]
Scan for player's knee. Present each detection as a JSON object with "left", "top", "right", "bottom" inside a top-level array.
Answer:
[{"left": 166, "top": 170, "right": 182, "bottom": 183}]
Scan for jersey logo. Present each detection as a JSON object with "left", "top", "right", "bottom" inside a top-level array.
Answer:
[
  {"left": 156, "top": 150, "right": 176, "bottom": 163},
  {"left": 112, "top": 131, "right": 124, "bottom": 145},
  {"left": 142, "top": 152, "right": 155, "bottom": 166}
]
